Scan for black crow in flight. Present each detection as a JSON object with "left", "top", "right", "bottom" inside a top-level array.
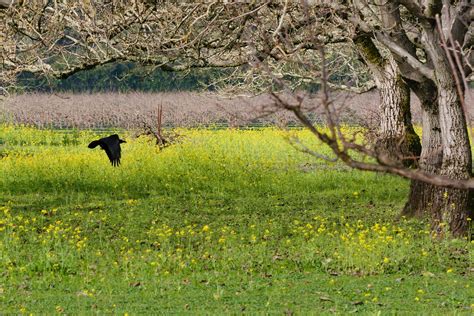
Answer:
[{"left": 88, "top": 134, "right": 126, "bottom": 166}]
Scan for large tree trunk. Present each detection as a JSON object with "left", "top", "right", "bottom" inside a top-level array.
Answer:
[
  {"left": 416, "top": 26, "right": 474, "bottom": 236},
  {"left": 432, "top": 72, "right": 473, "bottom": 237},
  {"left": 354, "top": 33, "right": 421, "bottom": 166},
  {"left": 375, "top": 59, "right": 421, "bottom": 167},
  {"left": 365, "top": 1, "right": 473, "bottom": 236},
  {"left": 404, "top": 72, "right": 473, "bottom": 236},
  {"left": 402, "top": 80, "right": 442, "bottom": 218}
]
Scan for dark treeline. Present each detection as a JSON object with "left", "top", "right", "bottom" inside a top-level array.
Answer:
[
  {"left": 17, "top": 62, "right": 226, "bottom": 93},
  {"left": 15, "top": 57, "right": 367, "bottom": 94},
  {"left": 22, "top": 63, "right": 469, "bottom": 94}
]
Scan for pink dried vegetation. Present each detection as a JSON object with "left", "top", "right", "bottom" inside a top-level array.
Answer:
[{"left": 4, "top": 89, "right": 466, "bottom": 129}]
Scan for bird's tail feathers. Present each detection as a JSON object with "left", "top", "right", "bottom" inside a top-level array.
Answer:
[{"left": 112, "top": 159, "right": 121, "bottom": 167}]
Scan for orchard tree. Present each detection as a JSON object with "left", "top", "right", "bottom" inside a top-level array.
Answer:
[
  {"left": 353, "top": 32, "right": 421, "bottom": 167},
  {"left": 348, "top": 0, "right": 473, "bottom": 235}
]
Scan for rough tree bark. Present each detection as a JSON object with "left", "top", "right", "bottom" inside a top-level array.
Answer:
[
  {"left": 402, "top": 79, "right": 442, "bottom": 218},
  {"left": 354, "top": 33, "right": 421, "bottom": 167},
  {"left": 403, "top": 78, "right": 472, "bottom": 234},
  {"left": 404, "top": 15, "right": 474, "bottom": 237},
  {"left": 432, "top": 62, "right": 473, "bottom": 236},
  {"left": 370, "top": 0, "right": 473, "bottom": 236}
]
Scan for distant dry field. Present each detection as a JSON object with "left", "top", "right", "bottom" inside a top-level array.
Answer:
[{"left": 3, "top": 90, "right": 456, "bottom": 129}]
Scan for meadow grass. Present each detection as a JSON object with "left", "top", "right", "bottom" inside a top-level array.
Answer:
[{"left": 0, "top": 125, "right": 472, "bottom": 314}]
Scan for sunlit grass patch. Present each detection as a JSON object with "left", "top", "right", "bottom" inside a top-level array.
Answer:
[
  {"left": 1, "top": 204, "right": 471, "bottom": 278},
  {"left": 0, "top": 125, "right": 472, "bottom": 314}
]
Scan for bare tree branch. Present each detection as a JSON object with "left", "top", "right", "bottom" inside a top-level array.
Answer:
[{"left": 375, "top": 33, "right": 435, "bottom": 81}]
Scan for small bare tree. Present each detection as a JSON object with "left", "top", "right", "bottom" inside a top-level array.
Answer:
[{"left": 138, "top": 104, "right": 181, "bottom": 149}]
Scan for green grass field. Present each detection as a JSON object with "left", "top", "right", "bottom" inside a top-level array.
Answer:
[{"left": 0, "top": 125, "right": 472, "bottom": 314}]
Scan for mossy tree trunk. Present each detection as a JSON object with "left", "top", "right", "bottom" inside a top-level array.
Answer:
[{"left": 354, "top": 33, "right": 421, "bottom": 166}]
